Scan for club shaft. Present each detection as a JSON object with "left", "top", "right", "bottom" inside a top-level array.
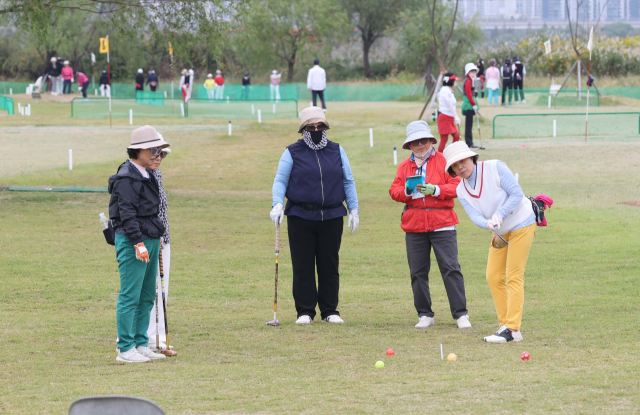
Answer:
[{"left": 160, "top": 246, "right": 169, "bottom": 348}]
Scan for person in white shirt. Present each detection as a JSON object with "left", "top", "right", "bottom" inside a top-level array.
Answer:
[
  {"left": 270, "top": 70, "right": 281, "bottom": 102},
  {"left": 307, "top": 59, "right": 327, "bottom": 111},
  {"left": 436, "top": 72, "right": 462, "bottom": 152}
]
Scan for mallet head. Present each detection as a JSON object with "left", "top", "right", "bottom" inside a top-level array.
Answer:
[{"left": 266, "top": 320, "right": 280, "bottom": 326}]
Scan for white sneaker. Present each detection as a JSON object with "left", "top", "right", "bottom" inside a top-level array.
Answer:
[
  {"left": 457, "top": 315, "right": 472, "bottom": 329},
  {"left": 295, "top": 315, "right": 312, "bottom": 324},
  {"left": 483, "top": 325, "right": 523, "bottom": 343},
  {"left": 137, "top": 346, "right": 166, "bottom": 360},
  {"left": 415, "top": 316, "right": 435, "bottom": 329},
  {"left": 116, "top": 347, "right": 150, "bottom": 363},
  {"left": 322, "top": 315, "right": 344, "bottom": 323},
  {"left": 522, "top": 99, "right": 526, "bottom": 104}
]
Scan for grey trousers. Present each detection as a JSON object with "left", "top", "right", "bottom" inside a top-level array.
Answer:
[{"left": 405, "top": 230, "right": 468, "bottom": 319}]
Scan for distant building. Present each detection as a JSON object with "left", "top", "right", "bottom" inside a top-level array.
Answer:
[{"left": 459, "top": 0, "right": 640, "bottom": 27}]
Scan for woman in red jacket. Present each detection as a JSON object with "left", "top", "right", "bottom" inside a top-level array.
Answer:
[{"left": 389, "top": 121, "right": 471, "bottom": 329}]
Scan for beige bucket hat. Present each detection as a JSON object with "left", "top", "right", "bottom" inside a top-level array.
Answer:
[
  {"left": 402, "top": 120, "right": 436, "bottom": 150},
  {"left": 443, "top": 141, "right": 478, "bottom": 172},
  {"left": 128, "top": 125, "right": 170, "bottom": 150},
  {"left": 298, "top": 106, "right": 330, "bottom": 134}
]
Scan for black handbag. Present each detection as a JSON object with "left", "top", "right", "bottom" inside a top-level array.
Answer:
[{"left": 103, "top": 220, "right": 115, "bottom": 246}]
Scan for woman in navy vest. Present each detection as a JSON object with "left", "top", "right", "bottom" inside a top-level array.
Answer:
[{"left": 270, "top": 107, "right": 359, "bottom": 324}]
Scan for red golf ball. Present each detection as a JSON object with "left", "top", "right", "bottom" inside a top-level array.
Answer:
[
  {"left": 521, "top": 352, "right": 530, "bottom": 361},
  {"left": 386, "top": 349, "right": 395, "bottom": 356}
]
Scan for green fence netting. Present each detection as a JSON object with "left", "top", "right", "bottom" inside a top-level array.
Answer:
[
  {"left": 8, "top": 186, "right": 108, "bottom": 192},
  {"left": 0, "top": 81, "right": 31, "bottom": 95},
  {"left": 0, "top": 94, "right": 14, "bottom": 115},
  {"left": 71, "top": 97, "right": 298, "bottom": 119},
  {"left": 135, "top": 91, "right": 165, "bottom": 106},
  {"left": 493, "top": 112, "right": 640, "bottom": 138}
]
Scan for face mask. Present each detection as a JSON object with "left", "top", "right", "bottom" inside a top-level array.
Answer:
[
  {"left": 309, "top": 130, "right": 324, "bottom": 144},
  {"left": 469, "top": 73, "right": 477, "bottom": 81}
]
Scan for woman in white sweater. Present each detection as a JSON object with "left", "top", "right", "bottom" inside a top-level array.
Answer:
[
  {"left": 443, "top": 142, "right": 536, "bottom": 343},
  {"left": 436, "top": 72, "right": 462, "bottom": 153}
]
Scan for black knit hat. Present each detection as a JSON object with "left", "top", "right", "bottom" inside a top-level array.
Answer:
[{"left": 442, "top": 72, "right": 460, "bottom": 87}]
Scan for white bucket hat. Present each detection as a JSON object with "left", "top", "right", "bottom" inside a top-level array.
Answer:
[
  {"left": 137, "top": 68, "right": 143, "bottom": 74},
  {"left": 443, "top": 142, "right": 478, "bottom": 173},
  {"left": 63, "top": 60, "right": 70, "bottom": 65},
  {"left": 188, "top": 69, "right": 194, "bottom": 75},
  {"left": 128, "top": 125, "right": 171, "bottom": 150},
  {"left": 402, "top": 121, "right": 437, "bottom": 150},
  {"left": 465, "top": 63, "right": 479, "bottom": 75},
  {"left": 298, "top": 107, "right": 330, "bottom": 134},
  {"left": 272, "top": 70, "right": 278, "bottom": 74},
  {"left": 51, "top": 57, "right": 57, "bottom": 62},
  {"left": 207, "top": 73, "right": 213, "bottom": 78}
]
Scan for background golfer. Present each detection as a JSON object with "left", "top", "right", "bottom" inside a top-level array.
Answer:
[
  {"left": 108, "top": 125, "right": 170, "bottom": 363},
  {"left": 444, "top": 142, "right": 535, "bottom": 343},
  {"left": 389, "top": 121, "right": 470, "bottom": 329},
  {"left": 270, "top": 107, "right": 359, "bottom": 324}
]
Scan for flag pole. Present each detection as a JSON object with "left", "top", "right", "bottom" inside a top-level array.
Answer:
[
  {"left": 170, "top": 42, "right": 174, "bottom": 115},
  {"left": 585, "top": 28, "right": 593, "bottom": 142},
  {"left": 107, "top": 35, "right": 112, "bottom": 129}
]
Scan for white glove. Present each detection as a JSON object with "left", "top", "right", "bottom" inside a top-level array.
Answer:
[
  {"left": 486, "top": 220, "right": 499, "bottom": 232},
  {"left": 491, "top": 214, "right": 503, "bottom": 229},
  {"left": 270, "top": 203, "right": 284, "bottom": 227},
  {"left": 71, "top": 78, "right": 74, "bottom": 83},
  {"left": 454, "top": 116, "right": 461, "bottom": 126},
  {"left": 473, "top": 105, "right": 478, "bottom": 112},
  {"left": 347, "top": 209, "right": 359, "bottom": 234}
]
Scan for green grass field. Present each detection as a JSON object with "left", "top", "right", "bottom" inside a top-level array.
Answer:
[{"left": 1, "top": 96, "right": 640, "bottom": 414}]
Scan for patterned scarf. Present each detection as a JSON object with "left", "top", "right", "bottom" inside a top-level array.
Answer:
[
  {"left": 153, "top": 169, "right": 171, "bottom": 244},
  {"left": 302, "top": 129, "right": 328, "bottom": 151}
]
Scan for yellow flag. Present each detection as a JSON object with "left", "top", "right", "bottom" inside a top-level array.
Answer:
[
  {"left": 169, "top": 42, "right": 173, "bottom": 55},
  {"left": 99, "top": 37, "right": 109, "bottom": 54}
]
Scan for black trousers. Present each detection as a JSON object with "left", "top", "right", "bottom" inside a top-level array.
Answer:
[
  {"left": 513, "top": 79, "right": 524, "bottom": 101},
  {"left": 463, "top": 109, "right": 475, "bottom": 147},
  {"left": 502, "top": 79, "right": 513, "bottom": 105},
  {"left": 150, "top": 85, "right": 157, "bottom": 92},
  {"left": 405, "top": 231, "right": 467, "bottom": 319},
  {"left": 81, "top": 82, "right": 88, "bottom": 98},
  {"left": 287, "top": 215, "right": 343, "bottom": 320},
  {"left": 312, "top": 90, "right": 326, "bottom": 109}
]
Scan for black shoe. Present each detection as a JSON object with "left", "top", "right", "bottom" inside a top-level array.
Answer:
[{"left": 469, "top": 145, "right": 480, "bottom": 149}]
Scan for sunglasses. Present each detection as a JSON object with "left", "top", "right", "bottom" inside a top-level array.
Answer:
[
  {"left": 149, "top": 147, "right": 168, "bottom": 158},
  {"left": 410, "top": 138, "right": 432, "bottom": 146},
  {"left": 305, "top": 123, "right": 327, "bottom": 131}
]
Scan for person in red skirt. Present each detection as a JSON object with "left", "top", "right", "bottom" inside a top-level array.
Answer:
[{"left": 436, "top": 72, "right": 462, "bottom": 153}]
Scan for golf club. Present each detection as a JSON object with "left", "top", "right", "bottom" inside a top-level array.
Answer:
[
  {"left": 266, "top": 224, "right": 280, "bottom": 326},
  {"left": 159, "top": 246, "right": 177, "bottom": 356},
  {"left": 154, "top": 280, "right": 160, "bottom": 351},
  {"left": 475, "top": 111, "right": 486, "bottom": 150}
]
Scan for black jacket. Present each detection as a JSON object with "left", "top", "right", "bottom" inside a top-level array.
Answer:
[
  {"left": 99, "top": 72, "right": 110, "bottom": 85},
  {"left": 44, "top": 62, "right": 62, "bottom": 77},
  {"left": 147, "top": 73, "right": 159, "bottom": 85},
  {"left": 242, "top": 76, "right": 251, "bottom": 86},
  {"left": 135, "top": 74, "right": 145, "bottom": 90},
  {"left": 108, "top": 160, "right": 165, "bottom": 245}
]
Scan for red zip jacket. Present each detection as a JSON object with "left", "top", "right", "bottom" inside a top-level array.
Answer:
[{"left": 389, "top": 151, "right": 461, "bottom": 233}]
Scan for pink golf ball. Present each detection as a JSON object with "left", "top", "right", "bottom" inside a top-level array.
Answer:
[
  {"left": 521, "top": 351, "right": 530, "bottom": 361},
  {"left": 386, "top": 349, "right": 395, "bottom": 356}
]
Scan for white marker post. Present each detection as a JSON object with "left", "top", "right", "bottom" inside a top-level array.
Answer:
[
  {"left": 18, "top": 103, "right": 21, "bottom": 114},
  {"left": 164, "top": 91, "right": 167, "bottom": 98},
  {"left": 180, "top": 103, "right": 185, "bottom": 117},
  {"left": 393, "top": 147, "right": 397, "bottom": 165},
  {"left": 515, "top": 173, "right": 519, "bottom": 183},
  {"left": 369, "top": 128, "right": 374, "bottom": 148},
  {"left": 553, "top": 119, "right": 557, "bottom": 137},
  {"left": 9, "top": 88, "right": 12, "bottom": 95},
  {"left": 228, "top": 120, "right": 232, "bottom": 136},
  {"left": 258, "top": 109, "right": 262, "bottom": 123},
  {"left": 129, "top": 109, "right": 133, "bottom": 125},
  {"left": 440, "top": 344, "right": 444, "bottom": 360},
  {"left": 69, "top": 149, "right": 73, "bottom": 170},
  {"left": 548, "top": 95, "right": 551, "bottom": 109},
  {"left": 27, "top": 104, "right": 31, "bottom": 116},
  {"left": 273, "top": 103, "right": 276, "bottom": 114},
  {"left": 309, "top": 101, "right": 313, "bottom": 108},
  {"left": 227, "top": 96, "right": 229, "bottom": 104},
  {"left": 251, "top": 104, "right": 255, "bottom": 115},
  {"left": 95, "top": 89, "right": 98, "bottom": 96}
]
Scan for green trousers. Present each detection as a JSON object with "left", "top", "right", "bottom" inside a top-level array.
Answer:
[{"left": 115, "top": 234, "right": 160, "bottom": 352}]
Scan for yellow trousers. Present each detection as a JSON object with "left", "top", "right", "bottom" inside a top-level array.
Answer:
[{"left": 486, "top": 224, "right": 536, "bottom": 331}]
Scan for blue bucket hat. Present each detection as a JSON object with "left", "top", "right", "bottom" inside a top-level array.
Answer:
[{"left": 403, "top": 120, "right": 437, "bottom": 150}]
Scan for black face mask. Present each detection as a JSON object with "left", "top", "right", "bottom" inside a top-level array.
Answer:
[{"left": 310, "top": 130, "right": 324, "bottom": 144}]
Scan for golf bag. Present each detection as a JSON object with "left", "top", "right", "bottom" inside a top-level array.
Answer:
[{"left": 527, "top": 194, "right": 554, "bottom": 227}]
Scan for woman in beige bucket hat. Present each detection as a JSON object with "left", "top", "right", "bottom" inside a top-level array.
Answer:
[
  {"left": 390, "top": 121, "right": 471, "bottom": 330},
  {"left": 443, "top": 141, "right": 536, "bottom": 343},
  {"left": 269, "top": 107, "right": 359, "bottom": 324},
  {"left": 108, "top": 125, "right": 170, "bottom": 362}
]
